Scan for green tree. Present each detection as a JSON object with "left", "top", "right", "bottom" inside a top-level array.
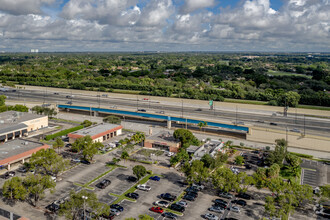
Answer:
[
  {"left": 53, "top": 137, "right": 64, "bottom": 154},
  {"left": 197, "top": 121, "right": 207, "bottom": 131},
  {"left": 82, "top": 142, "right": 101, "bottom": 161},
  {"left": 133, "top": 165, "right": 147, "bottom": 180},
  {"left": 320, "top": 184, "right": 330, "bottom": 200},
  {"left": 200, "top": 154, "right": 215, "bottom": 168},
  {"left": 59, "top": 190, "right": 109, "bottom": 220},
  {"left": 182, "top": 160, "right": 209, "bottom": 184},
  {"left": 103, "top": 115, "right": 121, "bottom": 124},
  {"left": 285, "top": 153, "right": 302, "bottom": 177},
  {"left": 24, "top": 174, "right": 56, "bottom": 207},
  {"left": 72, "top": 136, "right": 93, "bottom": 152},
  {"left": 138, "top": 214, "right": 154, "bottom": 220},
  {"left": 173, "top": 129, "right": 199, "bottom": 147},
  {"left": 170, "top": 150, "right": 189, "bottom": 166},
  {"left": 131, "top": 132, "right": 146, "bottom": 146},
  {"left": 81, "top": 120, "right": 92, "bottom": 127},
  {"left": 121, "top": 151, "right": 129, "bottom": 163},
  {"left": 266, "top": 164, "right": 281, "bottom": 179},
  {"left": 29, "top": 148, "right": 69, "bottom": 177},
  {"left": 0, "top": 95, "right": 6, "bottom": 106},
  {"left": 235, "top": 155, "right": 245, "bottom": 165},
  {"left": 13, "top": 104, "right": 28, "bottom": 112},
  {"left": 277, "top": 91, "right": 301, "bottom": 107},
  {"left": 211, "top": 167, "right": 242, "bottom": 192},
  {"left": 266, "top": 139, "right": 288, "bottom": 166},
  {"left": 2, "top": 177, "right": 27, "bottom": 202}
]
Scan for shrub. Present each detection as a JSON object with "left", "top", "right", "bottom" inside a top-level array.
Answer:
[{"left": 45, "top": 125, "right": 84, "bottom": 141}]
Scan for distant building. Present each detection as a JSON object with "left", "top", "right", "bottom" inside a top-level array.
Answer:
[
  {"left": 144, "top": 131, "right": 181, "bottom": 152},
  {"left": 0, "top": 138, "right": 49, "bottom": 170},
  {"left": 0, "top": 111, "right": 48, "bottom": 144},
  {"left": 30, "top": 49, "right": 39, "bottom": 53},
  {"left": 189, "top": 140, "right": 225, "bottom": 161},
  {"left": 68, "top": 123, "right": 123, "bottom": 143}
]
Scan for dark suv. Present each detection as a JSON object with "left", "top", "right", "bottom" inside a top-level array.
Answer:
[
  {"left": 96, "top": 179, "right": 111, "bottom": 189},
  {"left": 160, "top": 193, "right": 177, "bottom": 202},
  {"left": 170, "top": 204, "right": 185, "bottom": 212},
  {"left": 127, "top": 176, "right": 138, "bottom": 182}
]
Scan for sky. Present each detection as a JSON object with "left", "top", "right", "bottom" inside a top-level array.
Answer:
[{"left": 0, "top": 0, "right": 329, "bottom": 52}]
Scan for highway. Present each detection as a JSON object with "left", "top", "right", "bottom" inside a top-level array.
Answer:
[{"left": 3, "top": 88, "right": 330, "bottom": 137}]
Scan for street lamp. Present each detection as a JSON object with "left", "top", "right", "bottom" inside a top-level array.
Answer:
[{"left": 82, "top": 195, "right": 88, "bottom": 219}]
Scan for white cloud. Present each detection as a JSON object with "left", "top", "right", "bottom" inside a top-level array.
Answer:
[
  {"left": 0, "top": 0, "right": 56, "bottom": 15},
  {"left": 137, "top": 0, "right": 174, "bottom": 27},
  {"left": 181, "top": 0, "right": 215, "bottom": 14}
]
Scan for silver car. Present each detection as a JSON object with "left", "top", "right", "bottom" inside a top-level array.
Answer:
[{"left": 208, "top": 206, "right": 224, "bottom": 213}]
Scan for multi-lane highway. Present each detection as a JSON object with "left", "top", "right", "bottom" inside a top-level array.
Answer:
[{"left": 3, "top": 88, "right": 330, "bottom": 137}]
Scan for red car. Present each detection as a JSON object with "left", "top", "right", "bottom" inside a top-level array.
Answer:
[
  {"left": 143, "top": 98, "right": 149, "bottom": 100},
  {"left": 150, "top": 206, "right": 164, "bottom": 213}
]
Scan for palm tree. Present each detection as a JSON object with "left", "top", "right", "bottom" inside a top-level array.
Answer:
[
  {"left": 53, "top": 138, "right": 64, "bottom": 154},
  {"left": 198, "top": 121, "right": 207, "bottom": 132}
]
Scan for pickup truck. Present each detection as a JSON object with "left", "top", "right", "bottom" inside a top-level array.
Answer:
[{"left": 137, "top": 184, "right": 151, "bottom": 191}]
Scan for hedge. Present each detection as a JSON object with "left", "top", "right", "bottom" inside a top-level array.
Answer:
[
  {"left": 45, "top": 125, "right": 84, "bottom": 141},
  {"left": 288, "top": 152, "right": 313, "bottom": 159}
]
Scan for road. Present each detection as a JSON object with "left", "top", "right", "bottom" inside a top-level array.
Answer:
[{"left": 3, "top": 88, "right": 330, "bottom": 137}]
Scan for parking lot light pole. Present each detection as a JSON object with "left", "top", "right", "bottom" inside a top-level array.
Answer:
[{"left": 82, "top": 196, "right": 88, "bottom": 219}]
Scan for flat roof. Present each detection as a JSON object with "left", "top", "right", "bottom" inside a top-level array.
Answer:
[
  {"left": 187, "top": 145, "right": 201, "bottom": 153},
  {"left": 0, "top": 111, "right": 46, "bottom": 134},
  {"left": 0, "top": 139, "right": 45, "bottom": 163},
  {"left": 72, "top": 123, "right": 121, "bottom": 137},
  {"left": 146, "top": 131, "right": 180, "bottom": 144},
  {"left": 0, "top": 123, "right": 28, "bottom": 135}
]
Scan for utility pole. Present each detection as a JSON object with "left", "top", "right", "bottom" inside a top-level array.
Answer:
[
  {"left": 235, "top": 106, "right": 238, "bottom": 125},
  {"left": 136, "top": 95, "right": 139, "bottom": 111},
  {"left": 304, "top": 115, "right": 306, "bottom": 136},
  {"left": 286, "top": 126, "right": 288, "bottom": 143},
  {"left": 181, "top": 100, "right": 183, "bottom": 118}
]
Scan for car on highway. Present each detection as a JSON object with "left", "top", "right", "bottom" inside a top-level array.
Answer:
[
  {"left": 270, "top": 122, "right": 277, "bottom": 126},
  {"left": 196, "top": 108, "right": 203, "bottom": 111},
  {"left": 126, "top": 192, "right": 139, "bottom": 199},
  {"left": 219, "top": 192, "right": 233, "bottom": 199},
  {"left": 162, "top": 212, "right": 178, "bottom": 219},
  {"left": 66, "top": 101, "right": 73, "bottom": 104},
  {"left": 54, "top": 92, "right": 59, "bottom": 95},
  {"left": 149, "top": 176, "right": 160, "bottom": 181},
  {"left": 96, "top": 179, "right": 111, "bottom": 189},
  {"left": 160, "top": 193, "right": 177, "bottom": 202},
  {"left": 155, "top": 200, "right": 169, "bottom": 208},
  {"left": 137, "top": 109, "right": 146, "bottom": 112},
  {"left": 143, "top": 98, "right": 149, "bottom": 100},
  {"left": 150, "top": 206, "right": 164, "bottom": 214},
  {"left": 110, "top": 204, "right": 124, "bottom": 212},
  {"left": 290, "top": 128, "right": 300, "bottom": 133},
  {"left": 137, "top": 184, "right": 151, "bottom": 191},
  {"left": 208, "top": 205, "right": 224, "bottom": 213},
  {"left": 170, "top": 204, "right": 185, "bottom": 212},
  {"left": 203, "top": 213, "right": 219, "bottom": 220}
]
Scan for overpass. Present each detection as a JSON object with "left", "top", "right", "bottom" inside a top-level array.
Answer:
[{"left": 57, "top": 104, "right": 249, "bottom": 133}]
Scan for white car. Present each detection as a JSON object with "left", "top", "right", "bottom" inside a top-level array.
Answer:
[
  {"left": 110, "top": 208, "right": 121, "bottom": 216},
  {"left": 155, "top": 200, "right": 169, "bottom": 207},
  {"left": 176, "top": 200, "right": 188, "bottom": 207},
  {"left": 204, "top": 213, "right": 219, "bottom": 220},
  {"left": 50, "top": 176, "right": 57, "bottom": 182},
  {"left": 208, "top": 206, "right": 224, "bottom": 213},
  {"left": 137, "top": 184, "right": 151, "bottom": 191},
  {"left": 167, "top": 152, "right": 174, "bottom": 157},
  {"left": 231, "top": 206, "right": 241, "bottom": 213},
  {"left": 192, "top": 183, "right": 205, "bottom": 190}
]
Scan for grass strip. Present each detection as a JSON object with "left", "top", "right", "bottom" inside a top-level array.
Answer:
[
  {"left": 173, "top": 191, "right": 186, "bottom": 204},
  {"left": 128, "top": 158, "right": 153, "bottom": 164},
  {"left": 111, "top": 174, "right": 154, "bottom": 204},
  {"left": 74, "top": 182, "right": 94, "bottom": 190},
  {"left": 45, "top": 125, "right": 84, "bottom": 140},
  {"left": 84, "top": 165, "right": 118, "bottom": 187}
]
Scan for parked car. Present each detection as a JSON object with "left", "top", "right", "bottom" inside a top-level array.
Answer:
[
  {"left": 219, "top": 192, "right": 233, "bottom": 199},
  {"left": 237, "top": 193, "right": 252, "bottom": 200},
  {"left": 160, "top": 193, "right": 177, "bottom": 202},
  {"left": 3, "top": 171, "right": 15, "bottom": 179},
  {"left": 17, "top": 167, "right": 28, "bottom": 173},
  {"left": 176, "top": 200, "right": 188, "bottom": 207},
  {"left": 137, "top": 184, "right": 151, "bottom": 191},
  {"left": 110, "top": 204, "right": 124, "bottom": 212},
  {"left": 162, "top": 212, "right": 178, "bottom": 219},
  {"left": 80, "top": 159, "right": 91, "bottom": 165},
  {"left": 110, "top": 208, "right": 121, "bottom": 216},
  {"left": 214, "top": 199, "right": 227, "bottom": 205},
  {"left": 149, "top": 176, "right": 160, "bottom": 181},
  {"left": 150, "top": 206, "right": 164, "bottom": 214},
  {"left": 245, "top": 163, "right": 252, "bottom": 169},
  {"left": 186, "top": 191, "right": 198, "bottom": 198},
  {"left": 231, "top": 206, "right": 241, "bottom": 213},
  {"left": 170, "top": 204, "right": 185, "bottom": 212},
  {"left": 166, "top": 152, "right": 174, "bottom": 157},
  {"left": 232, "top": 199, "right": 247, "bottom": 207},
  {"left": 101, "top": 213, "right": 116, "bottom": 220},
  {"left": 46, "top": 203, "right": 60, "bottom": 212},
  {"left": 96, "top": 179, "right": 111, "bottom": 189},
  {"left": 208, "top": 205, "right": 224, "bottom": 213},
  {"left": 155, "top": 200, "right": 169, "bottom": 208},
  {"left": 185, "top": 186, "right": 199, "bottom": 193},
  {"left": 192, "top": 183, "right": 205, "bottom": 190},
  {"left": 183, "top": 194, "right": 195, "bottom": 201},
  {"left": 177, "top": 180, "right": 189, "bottom": 186},
  {"left": 204, "top": 213, "right": 219, "bottom": 220},
  {"left": 126, "top": 192, "right": 139, "bottom": 199},
  {"left": 127, "top": 176, "right": 137, "bottom": 182}
]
